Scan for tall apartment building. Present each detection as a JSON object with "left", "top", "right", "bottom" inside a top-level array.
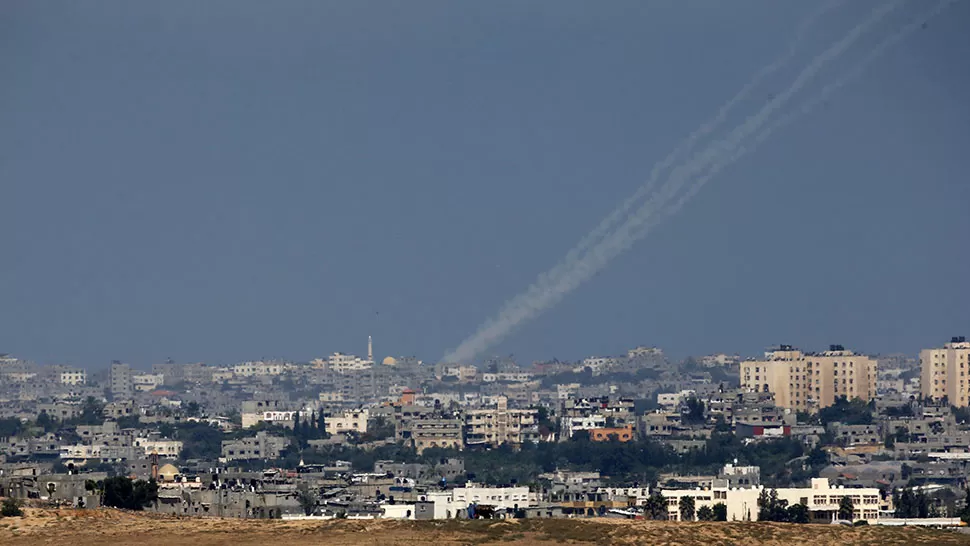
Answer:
[
  {"left": 110, "top": 361, "right": 134, "bottom": 399},
  {"left": 920, "top": 336, "right": 970, "bottom": 406},
  {"left": 464, "top": 396, "right": 539, "bottom": 448},
  {"left": 399, "top": 417, "right": 464, "bottom": 453},
  {"left": 325, "top": 352, "right": 374, "bottom": 373},
  {"left": 740, "top": 345, "right": 877, "bottom": 412}
]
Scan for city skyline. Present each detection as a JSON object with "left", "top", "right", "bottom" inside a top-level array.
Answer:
[{"left": 1, "top": 334, "right": 959, "bottom": 371}]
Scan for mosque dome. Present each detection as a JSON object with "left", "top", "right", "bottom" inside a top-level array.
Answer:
[{"left": 157, "top": 463, "right": 180, "bottom": 482}]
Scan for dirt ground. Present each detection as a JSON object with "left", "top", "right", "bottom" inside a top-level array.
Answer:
[{"left": 1, "top": 508, "right": 969, "bottom": 545}]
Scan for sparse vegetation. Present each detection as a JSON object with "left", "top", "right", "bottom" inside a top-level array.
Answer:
[{"left": 0, "top": 498, "right": 23, "bottom": 517}]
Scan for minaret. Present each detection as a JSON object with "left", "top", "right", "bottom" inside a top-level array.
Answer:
[{"left": 368, "top": 335, "right": 373, "bottom": 361}]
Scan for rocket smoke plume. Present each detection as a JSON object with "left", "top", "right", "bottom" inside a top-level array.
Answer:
[{"left": 442, "top": 0, "right": 954, "bottom": 364}]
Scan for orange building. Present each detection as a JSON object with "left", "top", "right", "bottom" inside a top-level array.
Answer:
[
  {"left": 588, "top": 426, "right": 634, "bottom": 442},
  {"left": 399, "top": 388, "right": 416, "bottom": 405}
]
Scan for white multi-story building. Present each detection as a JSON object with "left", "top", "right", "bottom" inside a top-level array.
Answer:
[
  {"left": 702, "top": 353, "right": 741, "bottom": 367},
  {"left": 562, "top": 415, "right": 607, "bottom": 438},
  {"left": 628, "top": 346, "right": 664, "bottom": 359},
  {"left": 921, "top": 336, "right": 970, "bottom": 406},
  {"left": 59, "top": 368, "right": 87, "bottom": 386},
  {"left": 324, "top": 352, "right": 374, "bottom": 373},
  {"left": 657, "top": 390, "right": 695, "bottom": 410},
  {"left": 326, "top": 409, "right": 369, "bottom": 436},
  {"left": 661, "top": 477, "right": 881, "bottom": 523},
  {"left": 232, "top": 360, "right": 284, "bottom": 377},
  {"left": 60, "top": 444, "right": 104, "bottom": 459},
  {"left": 212, "top": 367, "right": 234, "bottom": 382},
  {"left": 134, "top": 438, "right": 183, "bottom": 458},
  {"left": 442, "top": 365, "right": 478, "bottom": 382},
  {"left": 132, "top": 373, "right": 164, "bottom": 392},
  {"left": 556, "top": 383, "right": 580, "bottom": 400},
  {"left": 452, "top": 483, "right": 535, "bottom": 510},
  {"left": 580, "top": 356, "right": 614, "bottom": 373}
]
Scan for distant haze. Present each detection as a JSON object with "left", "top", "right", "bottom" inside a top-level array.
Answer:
[{"left": 1, "top": 1, "right": 968, "bottom": 368}]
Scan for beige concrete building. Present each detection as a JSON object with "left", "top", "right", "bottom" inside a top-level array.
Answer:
[
  {"left": 921, "top": 336, "right": 970, "bottom": 406},
  {"left": 741, "top": 345, "right": 877, "bottom": 412},
  {"left": 58, "top": 367, "right": 87, "bottom": 386},
  {"left": 662, "top": 477, "right": 881, "bottom": 523},
  {"left": 464, "top": 396, "right": 539, "bottom": 448}
]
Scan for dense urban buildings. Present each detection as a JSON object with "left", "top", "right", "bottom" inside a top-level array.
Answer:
[{"left": 0, "top": 336, "right": 967, "bottom": 525}]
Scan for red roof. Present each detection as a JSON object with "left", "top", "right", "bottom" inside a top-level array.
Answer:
[{"left": 151, "top": 389, "right": 177, "bottom": 397}]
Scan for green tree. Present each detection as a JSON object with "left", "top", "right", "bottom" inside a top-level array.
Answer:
[
  {"left": 644, "top": 492, "right": 667, "bottom": 520},
  {"left": 684, "top": 397, "right": 706, "bottom": 425},
  {"left": 0, "top": 417, "right": 24, "bottom": 438},
  {"left": 696, "top": 505, "right": 715, "bottom": 521},
  {"left": 174, "top": 422, "right": 224, "bottom": 460},
  {"left": 297, "top": 483, "right": 317, "bottom": 516},
  {"left": 817, "top": 397, "right": 873, "bottom": 426},
  {"left": 78, "top": 396, "right": 105, "bottom": 426},
  {"left": 679, "top": 495, "right": 696, "bottom": 521},
  {"left": 1, "top": 498, "right": 23, "bottom": 517},
  {"left": 786, "top": 503, "right": 810, "bottom": 523},
  {"left": 757, "top": 488, "right": 789, "bottom": 522},
  {"left": 300, "top": 415, "right": 311, "bottom": 445},
  {"left": 362, "top": 416, "right": 395, "bottom": 442},
  {"left": 894, "top": 489, "right": 916, "bottom": 518},
  {"left": 184, "top": 402, "right": 201, "bottom": 418},
  {"left": 917, "top": 490, "right": 930, "bottom": 518},
  {"left": 318, "top": 409, "right": 328, "bottom": 438},
  {"left": 102, "top": 477, "right": 158, "bottom": 510},
  {"left": 838, "top": 495, "right": 855, "bottom": 521},
  {"left": 116, "top": 415, "right": 141, "bottom": 429},
  {"left": 35, "top": 412, "right": 58, "bottom": 433},
  {"left": 712, "top": 503, "right": 727, "bottom": 521},
  {"left": 959, "top": 488, "right": 970, "bottom": 525}
]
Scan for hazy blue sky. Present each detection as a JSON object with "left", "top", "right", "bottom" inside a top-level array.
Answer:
[{"left": 2, "top": 1, "right": 968, "bottom": 369}]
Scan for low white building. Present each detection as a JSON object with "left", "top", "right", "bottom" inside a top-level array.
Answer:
[
  {"left": 562, "top": 415, "right": 607, "bottom": 438},
  {"left": 241, "top": 410, "right": 310, "bottom": 429},
  {"left": 656, "top": 390, "right": 694, "bottom": 410},
  {"left": 580, "top": 356, "right": 614, "bottom": 373},
  {"left": 232, "top": 360, "right": 284, "bottom": 377},
  {"left": 132, "top": 373, "right": 164, "bottom": 392},
  {"left": 379, "top": 490, "right": 470, "bottom": 520},
  {"left": 661, "top": 478, "right": 881, "bottom": 523},
  {"left": 380, "top": 504, "right": 416, "bottom": 519},
  {"left": 701, "top": 354, "right": 741, "bottom": 367},
  {"left": 598, "top": 487, "right": 652, "bottom": 505},
  {"left": 556, "top": 383, "right": 580, "bottom": 400},
  {"left": 452, "top": 483, "right": 534, "bottom": 510},
  {"left": 326, "top": 409, "right": 368, "bottom": 436},
  {"left": 481, "top": 372, "right": 535, "bottom": 383},
  {"left": 59, "top": 368, "right": 87, "bottom": 386},
  {"left": 324, "top": 353, "right": 373, "bottom": 373},
  {"left": 134, "top": 438, "right": 183, "bottom": 458}
]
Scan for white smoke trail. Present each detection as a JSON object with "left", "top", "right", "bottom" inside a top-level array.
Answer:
[
  {"left": 443, "top": 1, "right": 864, "bottom": 364},
  {"left": 536, "top": 0, "right": 846, "bottom": 302},
  {"left": 627, "top": 0, "right": 957, "bottom": 244},
  {"left": 442, "top": 0, "right": 929, "bottom": 364}
]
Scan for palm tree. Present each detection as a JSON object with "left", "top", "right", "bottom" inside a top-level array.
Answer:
[{"left": 679, "top": 496, "right": 696, "bottom": 521}]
